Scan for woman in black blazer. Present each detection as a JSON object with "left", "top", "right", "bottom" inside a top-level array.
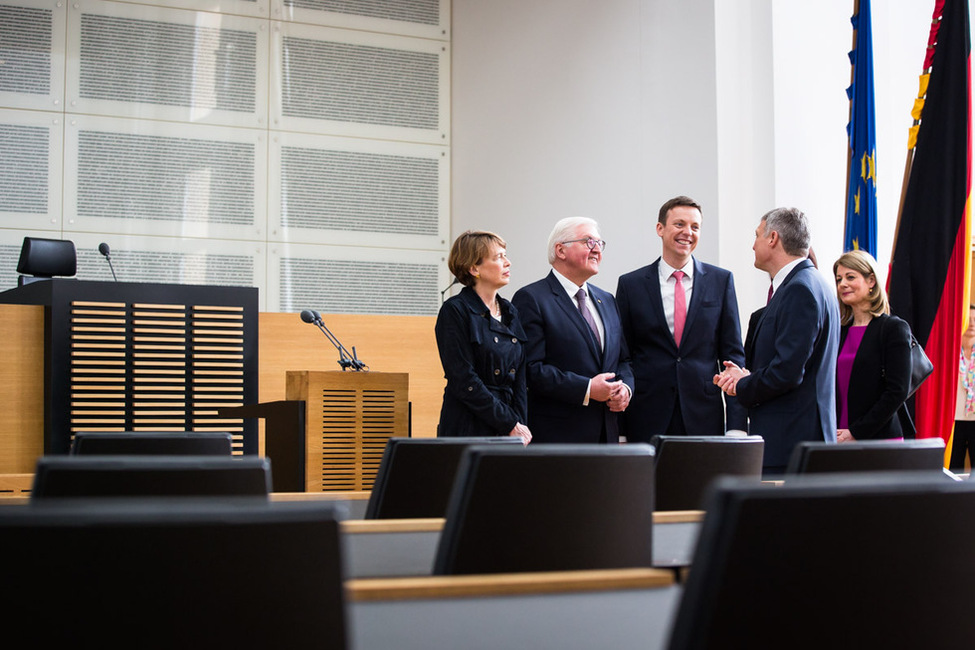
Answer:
[
  {"left": 435, "top": 231, "right": 531, "bottom": 443},
  {"left": 834, "top": 250, "right": 914, "bottom": 441}
]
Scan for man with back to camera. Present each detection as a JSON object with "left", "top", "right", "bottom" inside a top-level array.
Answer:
[
  {"left": 616, "top": 196, "right": 747, "bottom": 442},
  {"left": 512, "top": 216, "right": 634, "bottom": 443},
  {"left": 714, "top": 207, "right": 839, "bottom": 474}
]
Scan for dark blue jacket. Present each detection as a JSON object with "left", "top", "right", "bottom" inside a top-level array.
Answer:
[
  {"left": 616, "top": 257, "right": 746, "bottom": 441},
  {"left": 512, "top": 271, "right": 634, "bottom": 444},
  {"left": 435, "top": 286, "right": 527, "bottom": 437},
  {"left": 736, "top": 259, "right": 840, "bottom": 468}
]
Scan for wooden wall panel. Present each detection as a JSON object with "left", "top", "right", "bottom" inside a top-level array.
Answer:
[
  {"left": 0, "top": 305, "right": 44, "bottom": 474},
  {"left": 259, "top": 313, "right": 443, "bottom": 446}
]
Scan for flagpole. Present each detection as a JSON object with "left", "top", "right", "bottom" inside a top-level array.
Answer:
[{"left": 844, "top": 0, "right": 859, "bottom": 234}]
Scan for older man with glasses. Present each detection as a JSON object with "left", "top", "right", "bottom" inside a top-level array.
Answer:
[{"left": 512, "top": 217, "right": 634, "bottom": 444}]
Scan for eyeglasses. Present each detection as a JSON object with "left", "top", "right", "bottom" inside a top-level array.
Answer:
[{"left": 561, "top": 238, "right": 606, "bottom": 251}]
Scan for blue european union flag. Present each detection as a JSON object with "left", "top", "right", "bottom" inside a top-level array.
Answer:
[{"left": 844, "top": 0, "right": 878, "bottom": 257}]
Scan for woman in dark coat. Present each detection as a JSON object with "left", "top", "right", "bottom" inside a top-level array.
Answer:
[
  {"left": 834, "top": 250, "right": 914, "bottom": 441},
  {"left": 435, "top": 231, "right": 531, "bottom": 443}
]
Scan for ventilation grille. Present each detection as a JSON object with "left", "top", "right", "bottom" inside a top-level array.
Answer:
[
  {"left": 284, "top": 0, "right": 440, "bottom": 26},
  {"left": 74, "top": 248, "right": 256, "bottom": 287},
  {"left": 68, "top": 300, "right": 247, "bottom": 454},
  {"left": 280, "top": 147, "right": 438, "bottom": 235},
  {"left": 280, "top": 36, "right": 438, "bottom": 129},
  {"left": 279, "top": 257, "right": 439, "bottom": 315},
  {"left": 78, "top": 13, "right": 256, "bottom": 113},
  {"left": 0, "top": 122, "right": 49, "bottom": 213},
  {"left": 315, "top": 387, "right": 397, "bottom": 490},
  {"left": 0, "top": 4, "right": 52, "bottom": 95},
  {"left": 75, "top": 130, "right": 256, "bottom": 225},
  {"left": 0, "top": 242, "right": 23, "bottom": 288}
]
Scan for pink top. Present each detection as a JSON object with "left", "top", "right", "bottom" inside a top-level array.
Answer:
[{"left": 837, "top": 325, "right": 868, "bottom": 429}]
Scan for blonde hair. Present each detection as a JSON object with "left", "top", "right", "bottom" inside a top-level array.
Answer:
[
  {"left": 448, "top": 230, "right": 506, "bottom": 287},
  {"left": 833, "top": 249, "right": 889, "bottom": 325}
]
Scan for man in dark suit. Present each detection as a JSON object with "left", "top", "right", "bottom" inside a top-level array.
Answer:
[
  {"left": 616, "top": 196, "right": 746, "bottom": 442},
  {"left": 714, "top": 207, "right": 839, "bottom": 474},
  {"left": 512, "top": 217, "right": 634, "bottom": 443}
]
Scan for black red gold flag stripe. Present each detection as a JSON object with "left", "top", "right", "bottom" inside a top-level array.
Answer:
[{"left": 888, "top": 0, "right": 972, "bottom": 453}]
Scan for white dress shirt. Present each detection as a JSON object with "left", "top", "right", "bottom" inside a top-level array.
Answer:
[{"left": 658, "top": 257, "right": 695, "bottom": 338}]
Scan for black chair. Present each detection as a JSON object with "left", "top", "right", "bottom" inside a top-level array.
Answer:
[
  {"left": 365, "top": 436, "right": 524, "bottom": 519},
  {"left": 650, "top": 434, "right": 764, "bottom": 510},
  {"left": 433, "top": 443, "right": 655, "bottom": 575},
  {"left": 667, "top": 473, "right": 975, "bottom": 649},
  {"left": 16, "top": 236, "right": 76, "bottom": 285},
  {"left": 0, "top": 498, "right": 346, "bottom": 648},
  {"left": 71, "top": 431, "right": 234, "bottom": 456},
  {"left": 30, "top": 455, "right": 272, "bottom": 499},
  {"left": 786, "top": 438, "right": 945, "bottom": 474}
]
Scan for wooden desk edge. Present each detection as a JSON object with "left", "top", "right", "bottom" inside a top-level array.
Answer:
[
  {"left": 342, "top": 518, "right": 445, "bottom": 534},
  {"left": 271, "top": 491, "right": 370, "bottom": 502},
  {"left": 347, "top": 567, "right": 675, "bottom": 602}
]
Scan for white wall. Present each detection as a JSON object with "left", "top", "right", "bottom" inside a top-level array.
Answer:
[{"left": 452, "top": 0, "right": 940, "bottom": 333}]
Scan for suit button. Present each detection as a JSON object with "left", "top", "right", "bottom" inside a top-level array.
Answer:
[
  {"left": 494, "top": 336, "right": 499, "bottom": 343},
  {"left": 494, "top": 369, "right": 501, "bottom": 375},
  {"left": 511, "top": 337, "right": 517, "bottom": 343},
  {"left": 467, "top": 386, "right": 473, "bottom": 391},
  {"left": 509, "top": 369, "right": 516, "bottom": 375}
]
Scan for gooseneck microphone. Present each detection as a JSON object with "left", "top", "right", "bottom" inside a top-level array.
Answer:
[
  {"left": 441, "top": 277, "right": 460, "bottom": 303},
  {"left": 299, "top": 309, "right": 367, "bottom": 371},
  {"left": 98, "top": 242, "right": 118, "bottom": 282}
]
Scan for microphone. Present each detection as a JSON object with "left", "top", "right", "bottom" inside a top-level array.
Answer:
[
  {"left": 298, "top": 309, "right": 367, "bottom": 371},
  {"left": 98, "top": 242, "right": 118, "bottom": 282},
  {"left": 441, "top": 277, "right": 460, "bottom": 302}
]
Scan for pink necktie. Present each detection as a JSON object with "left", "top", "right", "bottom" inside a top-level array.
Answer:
[
  {"left": 673, "top": 270, "right": 686, "bottom": 347},
  {"left": 575, "top": 288, "right": 601, "bottom": 349}
]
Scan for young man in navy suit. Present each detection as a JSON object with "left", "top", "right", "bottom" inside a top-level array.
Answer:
[
  {"left": 714, "top": 207, "right": 839, "bottom": 474},
  {"left": 616, "top": 196, "right": 746, "bottom": 443},
  {"left": 512, "top": 217, "right": 634, "bottom": 443}
]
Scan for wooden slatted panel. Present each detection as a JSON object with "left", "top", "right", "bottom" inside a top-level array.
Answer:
[
  {"left": 191, "top": 305, "right": 246, "bottom": 454},
  {"left": 70, "top": 301, "right": 129, "bottom": 434},
  {"left": 130, "top": 303, "right": 187, "bottom": 432},
  {"left": 289, "top": 371, "right": 408, "bottom": 492}
]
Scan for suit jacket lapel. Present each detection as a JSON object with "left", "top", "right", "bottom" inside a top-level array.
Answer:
[
  {"left": 545, "top": 271, "right": 602, "bottom": 362},
  {"left": 681, "top": 257, "right": 707, "bottom": 342},
  {"left": 643, "top": 260, "right": 673, "bottom": 349},
  {"left": 750, "top": 259, "right": 813, "bottom": 355}
]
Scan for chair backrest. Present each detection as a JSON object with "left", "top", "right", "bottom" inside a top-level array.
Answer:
[
  {"left": 0, "top": 498, "right": 346, "bottom": 648},
  {"left": 71, "top": 431, "right": 234, "bottom": 456},
  {"left": 667, "top": 473, "right": 975, "bottom": 649},
  {"left": 650, "top": 434, "right": 764, "bottom": 510},
  {"left": 785, "top": 438, "right": 945, "bottom": 474},
  {"left": 433, "top": 443, "right": 655, "bottom": 575},
  {"left": 31, "top": 455, "right": 272, "bottom": 499},
  {"left": 365, "top": 436, "right": 524, "bottom": 519}
]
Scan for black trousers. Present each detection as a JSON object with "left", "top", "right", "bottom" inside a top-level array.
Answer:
[{"left": 950, "top": 420, "right": 975, "bottom": 471}]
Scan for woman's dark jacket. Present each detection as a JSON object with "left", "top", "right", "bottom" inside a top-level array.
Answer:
[
  {"left": 837, "top": 313, "right": 915, "bottom": 439},
  {"left": 435, "top": 286, "right": 528, "bottom": 437}
]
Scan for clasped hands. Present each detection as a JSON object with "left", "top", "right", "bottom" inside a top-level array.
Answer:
[
  {"left": 592, "top": 372, "right": 631, "bottom": 412},
  {"left": 713, "top": 361, "right": 750, "bottom": 396}
]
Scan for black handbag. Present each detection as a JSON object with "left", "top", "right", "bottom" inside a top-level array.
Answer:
[
  {"left": 882, "top": 316, "right": 933, "bottom": 397},
  {"left": 906, "top": 332, "right": 934, "bottom": 397}
]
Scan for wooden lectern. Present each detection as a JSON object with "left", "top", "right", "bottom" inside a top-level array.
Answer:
[{"left": 286, "top": 371, "right": 408, "bottom": 492}]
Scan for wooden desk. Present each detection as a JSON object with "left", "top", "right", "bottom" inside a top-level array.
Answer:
[
  {"left": 340, "top": 511, "right": 703, "bottom": 579},
  {"left": 347, "top": 568, "right": 680, "bottom": 650}
]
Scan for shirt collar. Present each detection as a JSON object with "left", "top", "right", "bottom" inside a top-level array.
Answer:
[{"left": 658, "top": 257, "right": 694, "bottom": 282}]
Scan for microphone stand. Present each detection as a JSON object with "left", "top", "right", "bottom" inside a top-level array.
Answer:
[{"left": 300, "top": 310, "right": 367, "bottom": 371}]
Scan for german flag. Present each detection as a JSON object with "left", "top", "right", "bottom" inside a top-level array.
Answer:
[{"left": 888, "top": 0, "right": 971, "bottom": 454}]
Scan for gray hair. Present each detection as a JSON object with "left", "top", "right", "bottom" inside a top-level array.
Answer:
[
  {"left": 761, "top": 207, "right": 810, "bottom": 257},
  {"left": 547, "top": 216, "right": 599, "bottom": 264}
]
